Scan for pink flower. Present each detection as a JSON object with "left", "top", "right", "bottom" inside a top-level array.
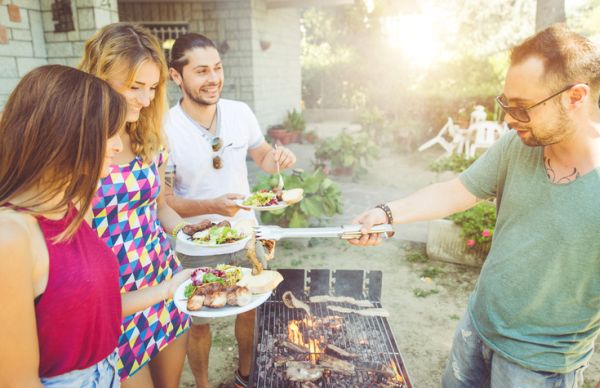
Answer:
[
  {"left": 481, "top": 230, "right": 491, "bottom": 237},
  {"left": 467, "top": 239, "right": 476, "bottom": 247}
]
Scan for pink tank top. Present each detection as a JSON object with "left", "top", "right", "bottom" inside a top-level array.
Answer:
[{"left": 34, "top": 207, "right": 121, "bottom": 378}]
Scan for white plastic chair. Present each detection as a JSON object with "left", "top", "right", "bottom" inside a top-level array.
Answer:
[
  {"left": 468, "top": 121, "right": 504, "bottom": 157},
  {"left": 469, "top": 105, "right": 487, "bottom": 127},
  {"left": 418, "top": 117, "right": 457, "bottom": 155}
]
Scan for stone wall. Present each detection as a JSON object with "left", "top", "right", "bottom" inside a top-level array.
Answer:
[
  {"left": 198, "top": 0, "right": 255, "bottom": 104},
  {"left": 41, "top": 0, "right": 119, "bottom": 67},
  {"left": 0, "top": 0, "right": 47, "bottom": 107},
  {"left": 118, "top": 0, "right": 301, "bottom": 131},
  {"left": 0, "top": 0, "right": 118, "bottom": 107},
  {"left": 1, "top": 0, "right": 302, "bottom": 131}
]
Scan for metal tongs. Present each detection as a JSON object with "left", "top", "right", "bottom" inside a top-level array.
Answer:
[{"left": 253, "top": 224, "right": 394, "bottom": 241}]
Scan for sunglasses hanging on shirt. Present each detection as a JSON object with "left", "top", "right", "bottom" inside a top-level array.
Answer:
[{"left": 211, "top": 137, "right": 232, "bottom": 169}]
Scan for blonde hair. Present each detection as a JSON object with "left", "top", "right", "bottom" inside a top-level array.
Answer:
[
  {"left": 0, "top": 65, "right": 127, "bottom": 240},
  {"left": 79, "top": 22, "right": 167, "bottom": 162}
]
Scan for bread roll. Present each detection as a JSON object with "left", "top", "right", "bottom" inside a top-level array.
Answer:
[
  {"left": 281, "top": 188, "right": 303, "bottom": 204},
  {"left": 237, "top": 270, "right": 283, "bottom": 294}
]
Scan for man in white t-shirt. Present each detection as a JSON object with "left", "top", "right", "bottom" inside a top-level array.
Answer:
[{"left": 163, "top": 33, "right": 296, "bottom": 388}]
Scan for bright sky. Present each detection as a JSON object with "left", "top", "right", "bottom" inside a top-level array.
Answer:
[
  {"left": 369, "top": 0, "right": 592, "bottom": 68},
  {"left": 565, "top": 0, "right": 588, "bottom": 11}
]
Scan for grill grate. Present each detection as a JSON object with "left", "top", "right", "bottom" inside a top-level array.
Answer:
[{"left": 250, "top": 269, "right": 412, "bottom": 388}]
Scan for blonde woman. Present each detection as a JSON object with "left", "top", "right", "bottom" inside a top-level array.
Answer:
[{"left": 80, "top": 23, "right": 196, "bottom": 387}]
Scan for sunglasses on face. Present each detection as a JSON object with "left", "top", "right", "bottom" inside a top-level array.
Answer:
[{"left": 495, "top": 83, "right": 579, "bottom": 123}]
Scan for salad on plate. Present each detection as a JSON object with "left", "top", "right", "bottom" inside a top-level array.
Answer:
[
  {"left": 242, "top": 189, "right": 282, "bottom": 207},
  {"left": 181, "top": 220, "right": 246, "bottom": 246}
]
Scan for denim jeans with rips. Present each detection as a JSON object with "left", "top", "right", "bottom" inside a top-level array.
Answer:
[
  {"left": 441, "top": 313, "right": 587, "bottom": 388},
  {"left": 41, "top": 350, "right": 119, "bottom": 388}
]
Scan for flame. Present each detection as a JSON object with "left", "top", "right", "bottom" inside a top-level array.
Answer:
[
  {"left": 288, "top": 320, "right": 303, "bottom": 344},
  {"left": 389, "top": 360, "right": 404, "bottom": 384},
  {"left": 287, "top": 317, "right": 323, "bottom": 363}
]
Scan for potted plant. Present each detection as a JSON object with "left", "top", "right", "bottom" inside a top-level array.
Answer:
[
  {"left": 267, "top": 124, "right": 291, "bottom": 145},
  {"left": 283, "top": 109, "right": 306, "bottom": 144},
  {"left": 426, "top": 201, "right": 496, "bottom": 267},
  {"left": 303, "top": 129, "right": 319, "bottom": 144},
  {"left": 314, "top": 130, "right": 379, "bottom": 179},
  {"left": 253, "top": 169, "right": 343, "bottom": 227}
]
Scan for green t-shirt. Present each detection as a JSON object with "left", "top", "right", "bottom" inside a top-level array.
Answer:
[{"left": 460, "top": 131, "right": 600, "bottom": 373}]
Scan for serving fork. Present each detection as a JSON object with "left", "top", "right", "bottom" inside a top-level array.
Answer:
[
  {"left": 274, "top": 144, "right": 284, "bottom": 191},
  {"left": 253, "top": 224, "right": 394, "bottom": 241}
]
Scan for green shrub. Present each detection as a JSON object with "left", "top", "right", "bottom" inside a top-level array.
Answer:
[
  {"left": 429, "top": 153, "right": 478, "bottom": 173},
  {"left": 254, "top": 169, "right": 343, "bottom": 228},
  {"left": 413, "top": 288, "right": 439, "bottom": 298},
  {"left": 449, "top": 201, "right": 496, "bottom": 255},
  {"left": 314, "top": 130, "right": 379, "bottom": 178},
  {"left": 406, "top": 251, "right": 429, "bottom": 263},
  {"left": 283, "top": 109, "right": 306, "bottom": 133}
]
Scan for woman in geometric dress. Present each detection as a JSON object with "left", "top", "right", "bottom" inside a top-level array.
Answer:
[{"left": 80, "top": 23, "right": 198, "bottom": 387}]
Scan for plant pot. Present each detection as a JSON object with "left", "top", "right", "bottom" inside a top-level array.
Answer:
[
  {"left": 332, "top": 166, "right": 353, "bottom": 176},
  {"left": 426, "top": 219, "right": 486, "bottom": 267},
  {"left": 268, "top": 127, "right": 288, "bottom": 144},
  {"left": 304, "top": 133, "right": 317, "bottom": 144}
]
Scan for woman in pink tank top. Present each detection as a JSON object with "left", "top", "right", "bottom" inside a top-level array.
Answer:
[{"left": 0, "top": 65, "right": 192, "bottom": 387}]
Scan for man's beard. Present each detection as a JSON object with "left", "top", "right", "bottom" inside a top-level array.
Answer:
[
  {"left": 520, "top": 111, "right": 574, "bottom": 147},
  {"left": 182, "top": 81, "right": 220, "bottom": 107}
]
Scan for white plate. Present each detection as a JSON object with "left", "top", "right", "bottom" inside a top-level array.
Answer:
[
  {"left": 235, "top": 198, "right": 289, "bottom": 211},
  {"left": 175, "top": 229, "right": 251, "bottom": 257},
  {"left": 174, "top": 269, "right": 272, "bottom": 318}
]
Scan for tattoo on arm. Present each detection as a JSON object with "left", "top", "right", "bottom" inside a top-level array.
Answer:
[{"left": 544, "top": 157, "right": 579, "bottom": 184}]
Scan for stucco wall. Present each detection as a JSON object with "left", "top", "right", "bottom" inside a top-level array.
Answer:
[{"left": 250, "top": 0, "right": 301, "bottom": 129}]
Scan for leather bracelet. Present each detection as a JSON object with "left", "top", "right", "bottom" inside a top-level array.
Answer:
[
  {"left": 375, "top": 203, "right": 393, "bottom": 224},
  {"left": 172, "top": 221, "right": 189, "bottom": 239}
]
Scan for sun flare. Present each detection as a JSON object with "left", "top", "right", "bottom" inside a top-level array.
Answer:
[{"left": 386, "top": 13, "right": 448, "bottom": 68}]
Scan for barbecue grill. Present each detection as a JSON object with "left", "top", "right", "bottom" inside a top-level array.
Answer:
[{"left": 250, "top": 269, "right": 412, "bottom": 387}]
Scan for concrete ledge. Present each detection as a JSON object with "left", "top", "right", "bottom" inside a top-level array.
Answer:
[{"left": 426, "top": 219, "right": 485, "bottom": 267}]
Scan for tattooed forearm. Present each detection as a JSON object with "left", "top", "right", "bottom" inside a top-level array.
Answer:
[{"left": 544, "top": 157, "right": 579, "bottom": 184}]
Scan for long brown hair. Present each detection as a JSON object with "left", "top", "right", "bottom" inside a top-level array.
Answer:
[
  {"left": 79, "top": 22, "right": 168, "bottom": 162},
  {"left": 0, "top": 65, "right": 127, "bottom": 240}
]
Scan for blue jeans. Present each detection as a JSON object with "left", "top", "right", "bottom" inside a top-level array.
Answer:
[
  {"left": 442, "top": 313, "right": 587, "bottom": 388},
  {"left": 41, "top": 350, "right": 119, "bottom": 388}
]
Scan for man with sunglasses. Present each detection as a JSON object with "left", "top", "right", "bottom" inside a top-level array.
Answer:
[
  {"left": 163, "top": 33, "right": 297, "bottom": 388},
  {"left": 349, "top": 24, "right": 600, "bottom": 387}
]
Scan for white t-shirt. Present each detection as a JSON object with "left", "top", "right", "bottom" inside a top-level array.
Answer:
[{"left": 164, "top": 99, "right": 264, "bottom": 224}]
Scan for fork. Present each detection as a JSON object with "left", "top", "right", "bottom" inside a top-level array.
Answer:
[
  {"left": 253, "top": 224, "right": 394, "bottom": 241},
  {"left": 274, "top": 144, "right": 284, "bottom": 191}
]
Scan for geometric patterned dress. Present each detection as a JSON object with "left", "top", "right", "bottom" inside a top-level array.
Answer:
[{"left": 91, "top": 149, "right": 191, "bottom": 380}]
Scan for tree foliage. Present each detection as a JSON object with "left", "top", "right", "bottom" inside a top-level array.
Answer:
[
  {"left": 536, "top": 0, "right": 566, "bottom": 31},
  {"left": 300, "top": 0, "right": 600, "bottom": 135}
]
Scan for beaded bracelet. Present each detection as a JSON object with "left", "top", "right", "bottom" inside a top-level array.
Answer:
[
  {"left": 375, "top": 203, "right": 393, "bottom": 225},
  {"left": 172, "top": 221, "right": 189, "bottom": 239}
]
